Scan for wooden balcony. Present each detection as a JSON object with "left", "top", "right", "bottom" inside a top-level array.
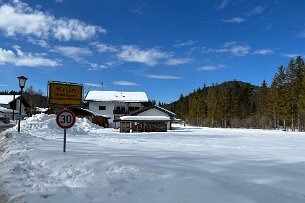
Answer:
[{"left": 113, "top": 109, "right": 127, "bottom": 114}]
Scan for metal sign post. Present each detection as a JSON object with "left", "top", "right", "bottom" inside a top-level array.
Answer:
[
  {"left": 48, "top": 81, "right": 82, "bottom": 152},
  {"left": 64, "top": 129, "right": 67, "bottom": 152},
  {"left": 56, "top": 109, "right": 76, "bottom": 152}
]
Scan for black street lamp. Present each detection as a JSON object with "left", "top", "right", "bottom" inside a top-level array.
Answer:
[{"left": 17, "top": 76, "right": 27, "bottom": 132}]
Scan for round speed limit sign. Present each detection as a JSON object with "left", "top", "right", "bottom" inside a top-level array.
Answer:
[{"left": 56, "top": 109, "right": 76, "bottom": 129}]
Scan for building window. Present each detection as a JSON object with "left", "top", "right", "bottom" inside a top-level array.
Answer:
[
  {"left": 99, "top": 106, "right": 106, "bottom": 110},
  {"left": 129, "top": 107, "right": 140, "bottom": 112}
]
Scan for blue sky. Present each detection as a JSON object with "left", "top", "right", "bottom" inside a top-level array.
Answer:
[{"left": 0, "top": 0, "right": 305, "bottom": 103}]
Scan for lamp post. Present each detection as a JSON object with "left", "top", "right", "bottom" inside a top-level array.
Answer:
[{"left": 17, "top": 76, "right": 27, "bottom": 132}]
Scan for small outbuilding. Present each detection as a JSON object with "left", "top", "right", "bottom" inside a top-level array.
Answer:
[
  {"left": 120, "top": 116, "right": 171, "bottom": 133},
  {"left": 69, "top": 108, "right": 110, "bottom": 128},
  {"left": 118, "top": 105, "right": 176, "bottom": 133}
]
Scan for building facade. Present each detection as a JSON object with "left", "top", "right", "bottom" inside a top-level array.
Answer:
[
  {"left": 0, "top": 95, "right": 28, "bottom": 120},
  {"left": 84, "top": 91, "right": 149, "bottom": 128}
]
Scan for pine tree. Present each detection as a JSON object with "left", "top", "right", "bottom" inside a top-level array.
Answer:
[
  {"left": 268, "top": 81, "right": 279, "bottom": 129},
  {"left": 218, "top": 83, "right": 230, "bottom": 127},
  {"left": 240, "top": 83, "right": 253, "bottom": 119},
  {"left": 176, "top": 94, "right": 189, "bottom": 121},
  {"left": 188, "top": 93, "right": 198, "bottom": 125},
  {"left": 295, "top": 56, "right": 305, "bottom": 130},
  {"left": 256, "top": 80, "right": 269, "bottom": 128},
  {"left": 285, "top": 58, "right": 305, "bottom": 130},
  {"left": 299, "top": 75, "right": 305, "bottom": 130},
  {"left": 207, "top": 84, "right": 219, "bottom": 127},
  {"left": 272, "top": 66, "right": 290, "bottom": 130},
  {"left": 298, "top": 57, "right": 305, "bottom": 130},
  {"left": 228, "top": 81, "right": 242, "bottom": 127},
  {"left": 257, "top": 80, "right": 268, "bottom": 115}
]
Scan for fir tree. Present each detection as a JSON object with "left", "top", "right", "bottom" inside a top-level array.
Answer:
[
  {"left": 207, "top": 84, "right": 220, "bottom": 127},
  {"left": 272, "top": 66, "right": 290, "bottom": 130},
  {"left": 256, "top": 80, "right": 269, "bottom": 128},
  {"left": 218, "top": 83, "right": 230, "bottom": 127}
]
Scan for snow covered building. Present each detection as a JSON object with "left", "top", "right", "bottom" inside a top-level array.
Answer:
[
  {"left": 84, "top": 91, "right": 149, "bottom": 127},
  {"left": 0, "top": 95, "right": 29, "bottom": 120},
  {"left": 119, "top": 105, "right": 176, "bottom": 132}
]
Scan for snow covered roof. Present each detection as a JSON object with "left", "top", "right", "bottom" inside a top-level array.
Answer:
[
  {"left": 0, "top": 106, "right": 19, "bottom": 113},
  {"left": 85, "top": 91, "right": 149, "bottom": 102},
  {"left": 0, "top": 95, "right": 20, "bottom": 105},
  {"left": 74, "top": 108, "right": 111, "bottom": 118},
  {"left": 153, "top": 106, "right": 176, "bottom": 117},
  {"left": 128, "top": 105, "right": 176, "bottom": 118},
  {"left": 34, "top": 107, "right": 48, "bottom": 113},
  {"left": 120, "top": 116, "right": 171, "bottom": 121}
]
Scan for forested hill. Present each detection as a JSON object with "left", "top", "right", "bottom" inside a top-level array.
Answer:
[
  {"left": 162, "top": 56, "right": 305, "bottom": 131},
  {"left": 162, "top": 80, "right": 259, "bottom": 128}
]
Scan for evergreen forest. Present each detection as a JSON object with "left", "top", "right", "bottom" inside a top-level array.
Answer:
[{"left": 163, "top": 56, "right": 305, "bottom": 131}]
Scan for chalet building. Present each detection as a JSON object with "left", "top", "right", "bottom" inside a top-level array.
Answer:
[
  {"left": 84, "top": 91, "right": 149, "bottom": 128},
  {"left": 0, "top": 95, "right": 29, "bottom": 120}
]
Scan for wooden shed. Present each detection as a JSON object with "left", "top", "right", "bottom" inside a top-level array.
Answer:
[
  {"left": 119, "top": 116, "right": 171, "bottom": 133},
  {"left": 70, "top": 108, "right": 110, "bottom": 127},
  {"left": 125, "top": 105, "right": 176, "bottom": 130}
]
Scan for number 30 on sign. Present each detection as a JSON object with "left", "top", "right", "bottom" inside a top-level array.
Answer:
[{"left": 56, "top": 109, "right": 76, "bottom": 129}]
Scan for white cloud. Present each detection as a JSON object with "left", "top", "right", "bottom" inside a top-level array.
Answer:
[
  {"left": 203, "top": 42, "right": 272, "bottom": 56},
  {"left": 0, "top": 0, "right": 106, "bottom": 41},
  {"left": 298, "top": 29, "right": 305, "bottom": 38},
  {"left": 223, "top": 41, "right": 238, "bottom": 48},
  {"left": 174, "top": 40, "right": 197, "bottom": 47},
  {"left": 27, "top": 38, "right": 49, "bottom": 48},
  {"left": 116, "top": 45, "right": 190, "bottom": 66},
  {"left": 0, "top": 46, "right": 60, "bottom": 67},
  {"left": 0, "top": 84, "right": 8, "bottom": 87},
  {"left": 219, "top": 17, "right": 247, "bottom": 23},
  {"left": 247, "top": 5, "right": 265, "bottom": 16},
  {"left": 165, "top": 58, "right": 191, "bottom": 66},
  {"left": 92, "top": 43, "right": 117, "bottom": 53},
  {"left": 113, "top": 81, "right": 139, "bottom": 86},
  {"left": 142, "top": 74, "right": 182, "bottom": 80},
  {"left": 280, "top": 53, "right": 303, "bottom": 58},
  {"left": 85, "top": 61, "right": 107, "bottom": 70},
  {"left": 198, "top": 64, "right": 226, "bottom": 71},
  {"left": 198, "top": 66, "right": 217, "bottom": 71},
  {"left": 253, "top": 49, "right": 273, "bottom": 55},
  {"left": 230, "top": 44, "right": 251, "bottom": 56},
  {"left": 117, "top": 45, "right": 170, "bottom": 66},
  {"left": 52, "top": 46, "right": 92, "bottom": 61},
  {"left": 92, "top": 43, "right": 189, "bottom": 67},
  {"left": 203, "top": 42, "right": 251, "bottom": 56},
  {"left": 84, "top": 83, "right": 103, "bottom": 87},
  {"left": 216, "top": 0, "right": 231, "bottom": 9},
  {"left": 130, "top": 4, "right": 147, "bottom": 15}
]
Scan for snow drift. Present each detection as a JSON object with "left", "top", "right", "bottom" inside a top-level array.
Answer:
[{"left": 0, "top": 113, "right": 305, "bottom": 203}]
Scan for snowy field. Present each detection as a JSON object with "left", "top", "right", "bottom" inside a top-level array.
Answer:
[{"left": 1, "top": 114, "right": 305, "bottom": 203}]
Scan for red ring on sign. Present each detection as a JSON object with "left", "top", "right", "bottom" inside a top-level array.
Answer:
[{"left": 56, "top": 109, "right": 76, "bottom": 129}]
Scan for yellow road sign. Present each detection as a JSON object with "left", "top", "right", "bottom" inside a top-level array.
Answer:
[{"left": 48, "top": 82, "right": 83, "bottom": 106}]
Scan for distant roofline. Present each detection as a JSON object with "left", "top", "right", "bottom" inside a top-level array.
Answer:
[
  {"left": 0, "top": 95, "right": 21, "bottom": 105},
  {"left": 84, "top": 90, "right": 149, "bottom": 102}
]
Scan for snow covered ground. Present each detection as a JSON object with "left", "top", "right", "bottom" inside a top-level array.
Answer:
[{"left": 1, "top": 114, "right": 305, "bottom": 203}]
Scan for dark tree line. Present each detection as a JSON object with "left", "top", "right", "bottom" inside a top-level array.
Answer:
[
  {"left": 22, "top": 86, "right": 48, "bottom": 116},
  {"left": 163, "top": 56, "right": 305, "bottom": 130}
]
